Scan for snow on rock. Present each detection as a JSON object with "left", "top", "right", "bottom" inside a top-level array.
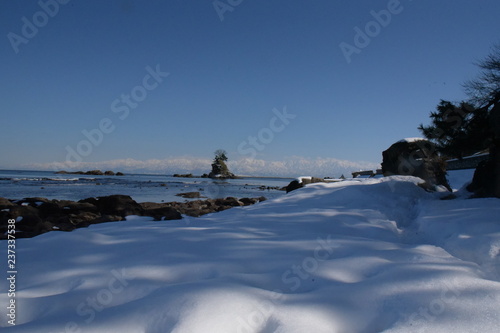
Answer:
[
  {"left": 296, "top": 176, "right": 312, "bottom": 183},
  {"left": 397, "top": 137, "right": 427, "bottom": 143},
  {"left": 1, "top": 176, "right": 500, "bottom": 332}
]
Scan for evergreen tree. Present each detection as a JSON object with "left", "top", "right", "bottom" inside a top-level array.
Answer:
[
  {"left": 209, "top": 149, "right": 234, "bottom": 178},
  {"left": 419, "top": 44, "right": 500, "bottom": 159},
  {"left": 418, "top": 100, "right": 489, "bottom": 158},
  {"left": 419, "top": 43, "right": 500, "bottom": 197},
  {"left": 214, "top": 149, "right": 228, "bottom": 163}
]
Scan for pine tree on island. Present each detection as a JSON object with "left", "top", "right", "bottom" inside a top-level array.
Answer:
[{"left": 208, "top": 149, "right": 237, "bottom": 179}]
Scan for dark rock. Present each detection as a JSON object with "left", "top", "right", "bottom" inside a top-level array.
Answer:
[
  {"left": 470, "top": 102, "right": 500, "bottom": 198},
  {"left": 140, "top": 202, "right": 182, "bottom": 220},
  {"left": 286, "top": 177, "right": 325, "bottom": 193},
  {"left": 175, "top": 191, "right": 204, "bottom": 199},
  {"left": 16, "top": 214, "right": 42, "bottom": 228},
  {"left": 222, "top": 197, "right": 244, "bottom": 207},
  {"left": 79, "top": 197, "right": 99, "bottom": 206},
  {"left": 286, "top": 180, "right": 301, "bottom": 193},
  {"left": 20, "top": 197, "right": 50, "bottom": 205},
  {"left": 258, "top": 185, "right": 285, "bottom": 191},
  {"left": 40, "top": 220, "right": 57, "bottom": 233},
  {"left": 69, "top": 212, "right": 100, "bottom": 227},
  {"left": 173, "top": 173, "right": 193, "bottom": 178},
  {"left": 139, "top": 202, "right": 165, "bottom": 210},
  {"left": 381, "top": 139, "right": 451, "bottom": 191},
  {"left": 64, "top": 202, "right": 99, "bottom": 214},
  {"left": 56, "top": 170, "right": 123, "bottom": 176},
  {"left": 92, "top": 215, "right": 123, "bottom": 224},
  {"left": 214, "top": 204, "right": 231, "bottom": 212},
  {"left": 55, "top": 217, "right": 77, "bottom": 232},
  {"left": 352, "top": 170, "right": 375, "bottom": 178},
  {"left": 208, "top": 160, "right": 238, "bottom": 179},
  {"left": 492, "top": 103, "right": 500, "bottom": 198},
  {"left": 145, "top": 207, "right": 182, "bottom": 221},
  {"left": 0, "top": 197, "right": 14, "bottom": 209},
  {"left": 93, "top": 195, "right": 144, "bottom": 217},
  {"left": 182, "top": 209, "right": 202, "bottom": 217},
  {"left": 0, "top": 193, "right": 266, "bottom": 238},
  {"left": 239, "top": 197, "right": 258, "bottom": 206},
  {"left": 466, "top": 160, "right": 495, "bottom": 197},
  {"left": 10, "top": 206, "right": 43, "bottom": 234},
  {"left": 38, "top": 202, "right": 63, "bottom": 217},
  {"left": 85, "top": 170, "right": 104, "bottom": 176},
  {"left": 8, "top": 205, "right": 39, "bottom": 220},
  {"left": 186, "top": 201, "right": 202, "bottom": 209}
]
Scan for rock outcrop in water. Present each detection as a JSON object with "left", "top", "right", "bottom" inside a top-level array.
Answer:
[
  {"left": 0, "top": 195, "right": 266, "bottom": 239},
  {"left": 55, "top": 170, "right": 124, "bottom": 176},
  {"left": 208, "top": 149, "right": 238, "bottom": 179}
]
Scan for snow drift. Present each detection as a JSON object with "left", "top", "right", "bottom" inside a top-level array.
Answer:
[{"left": 1, "top": 175, "right": 499, "bottom": 332}]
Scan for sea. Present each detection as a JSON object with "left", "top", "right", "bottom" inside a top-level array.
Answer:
[{"left": 0, "top": 170, "right": 293, "bottom": 203}]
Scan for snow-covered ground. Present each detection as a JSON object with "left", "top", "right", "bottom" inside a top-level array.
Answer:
[{"left": 1, "top": 172, "right": 500, "bottom": 332}]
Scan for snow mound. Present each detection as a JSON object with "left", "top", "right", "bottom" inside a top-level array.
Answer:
[{"left": 1, "top": 176, "right": 499, "bottom": 332}]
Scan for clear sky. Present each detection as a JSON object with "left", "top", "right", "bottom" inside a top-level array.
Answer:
[{"left": 1, "top": 0, "right": 499, "bottom": 176}]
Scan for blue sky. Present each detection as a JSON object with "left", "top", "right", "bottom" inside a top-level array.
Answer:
[{"left": 1, "top": 0, "right": 499, "bottom": 176}]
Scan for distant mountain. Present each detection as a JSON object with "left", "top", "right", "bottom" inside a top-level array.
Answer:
[{"left": 26, "top": 156, "right": 380, "bottom": 178}]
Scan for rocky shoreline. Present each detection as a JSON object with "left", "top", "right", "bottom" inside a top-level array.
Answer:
[
  {"left": 0, "top": 195, "right": 266, "bottom": 239},
  {"left": 55, "top": 170, "right": 124, "bottom": 176},
  {"left": 173, "top": 173, "right": 241, "bottom": 179}
]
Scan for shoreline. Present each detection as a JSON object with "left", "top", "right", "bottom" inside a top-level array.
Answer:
[
  {"left": 0, "top": 194, "right": 267, "bottom": 240},
  {"left": 0, "top": 169, "right": 296, "bottom": 180},
  {"left": 0, "top": 169, "right": 291, "bottom": 203}
]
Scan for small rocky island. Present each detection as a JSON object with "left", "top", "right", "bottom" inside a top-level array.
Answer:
[
  {"left": 55, "top": 170, "right": 124, "bottom": 176},
  {"left": 172, "top": 150, "right": 239, "bottom": 179},
  {"left": 173, "top": 173, "right": 194, "bottom": 178},
  {"left": 205, "top": 149, "right": 239, "bottom": 179}
]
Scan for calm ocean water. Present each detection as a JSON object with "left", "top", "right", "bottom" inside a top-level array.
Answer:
[{"left": 0, "top": 170, "right": 292, "bottom": 203}]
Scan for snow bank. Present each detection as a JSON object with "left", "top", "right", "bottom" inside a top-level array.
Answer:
[{"left": 1, "top": 176, "right": 499, "bottom": 332}]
